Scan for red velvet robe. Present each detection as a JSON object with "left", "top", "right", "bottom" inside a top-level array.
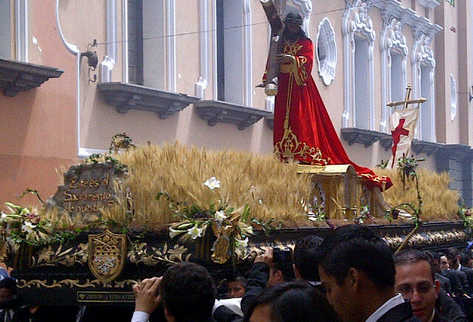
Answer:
[{"left": 271, "top": 38, "right": 392, "bottom": 190}]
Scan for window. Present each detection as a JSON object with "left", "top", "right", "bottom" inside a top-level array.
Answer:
[
  {"left": 0, "top": 0, "right": 11, "bottom": 59},
  {"left": 342, "top": 2, "right": 375, "bottom": 129},
  {"left": 216, "top": 0, "right": 244, "bottom": 105},
  {"left": 450, "top": 74, "right": 457, "bottom": 121},
  {"left": 390, "top": 53, "right": 403, "bottom": 102},
  {"left": 127, "top": 0, "right": 166, "bottom": 89},
  {"left": 354, "top": 38, "right": 370, "bottom": 129}
]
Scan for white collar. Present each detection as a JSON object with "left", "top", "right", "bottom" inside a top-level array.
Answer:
[
  {"left": 457, "top": 264, "right": 462, "bottom": 271},
  {"left": 366, "top": 294, "right": 405, "bottom": 322}
]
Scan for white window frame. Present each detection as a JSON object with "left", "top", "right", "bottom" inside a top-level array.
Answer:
[
  {"left": 380, "top": 17, "right": 408, "bottom": 132},
  {"left": 342, "top": 0, "right": 375, "bottom": 130},
  {"left": 316, "top": 17, "right": 337, "bottom": 86},
  {"left": 122, "top": 0, "right": 173, "bottom": 91},
  {"left": 412, "top": 33, "right": 436, "bottom": 142}
]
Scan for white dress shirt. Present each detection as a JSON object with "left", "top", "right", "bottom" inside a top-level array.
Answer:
[{"left": 365, "top": 293, "right": 405, "bottom": 322}]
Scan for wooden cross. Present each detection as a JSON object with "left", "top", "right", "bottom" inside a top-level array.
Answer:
[{"left": 386, "top": 85, "right": 426, "bottom": 109}]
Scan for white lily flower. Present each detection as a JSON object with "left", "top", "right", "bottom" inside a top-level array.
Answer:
[
  {"left": 215, "top": 210, "right": 227, "bottom": 222},
  {"left": 239, "top": 222, "right": 254, "bottom": 236},
  {"left": 235, "top": 237, "right": 248, "bottom": 248},
  {"left": 169, "top": 227, "right": 186, "bottom": 239},
  {"left": 22, "top": 221, "right": 37, "bottom": 234},
  {"left": 187, "top": 225, "right": 204, "bottom": 239},
  {"left": 204, "top": 177, "right": 220, "bottom": 190}
]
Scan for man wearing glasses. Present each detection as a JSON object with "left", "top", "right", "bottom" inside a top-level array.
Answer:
[{"left": 394, "top": 249, "right": 467, "bottom": 322}]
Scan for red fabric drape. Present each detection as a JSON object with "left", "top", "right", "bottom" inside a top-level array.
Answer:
[{"left": 271, "top": 38, "right": 392, "bottom": 190}]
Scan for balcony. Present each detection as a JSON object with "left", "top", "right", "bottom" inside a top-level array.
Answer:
[
  {"left": 98, "top": 82, "right": 199, "bottom": 119},
  {"left": 0, "top": 59, "right": 63, "bottom": 97},
  {"left": 194, "top": 100, "right": 272, "bottom": 130}
]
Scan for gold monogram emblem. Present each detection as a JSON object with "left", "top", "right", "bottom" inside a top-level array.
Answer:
[{"left": 88, "top": 230, "right": 127, "bottom": 283}]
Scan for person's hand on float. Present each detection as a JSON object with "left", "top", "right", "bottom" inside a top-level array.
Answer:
[
  {"left": 254, "top": 247, "right": 273, "bottom": 266},
  {"left": 133, "top": 276, "right": 162, "bottom": 314}
]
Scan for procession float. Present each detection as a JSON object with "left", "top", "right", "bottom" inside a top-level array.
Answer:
[{"left": 1, "top": 0, "right": 472, "bottom": 319}]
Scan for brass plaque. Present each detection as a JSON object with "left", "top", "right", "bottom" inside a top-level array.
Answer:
[{"left": 77, "top": 291, "right": 134, "bottom": 303}]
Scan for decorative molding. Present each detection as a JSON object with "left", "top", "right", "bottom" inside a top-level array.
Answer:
[
  {"left": 166, "top": 0, "right": 176, "bottom": 92},
  {"left": 17, "top": 279, "right": 138, "bottom": 289},
  {"left": 195, "top": 0, "right": 209, "bottom": 98},
  {"left": 380, "top": 17, "right": 408, "bottom": 132},
  {"left": 378, "top": 132, "right": 393, "bottom": 150},
  {"left": 98, "top": 82, "right": 199, "bottom": 119},
  {"left": 450, "top": 74, "right": 457, "bottom": 121},
  {"left": 342, "top": 0, "right": 375, "bottom": 129},
  {"left": 195, "top": 100, "right": 272, "bottom": 130},
  {"left": 370, "top": 0, "right": 443, "bottom": 38},
  {"left": 411, "top": 139, "right": 443, "bottom": 155},
  {"left": 340, "top": 127, "right": 384, "bottom": 147},
  {"left": 100, "top": 0, "right": 117, "bottom": 83},
  {"left": 316, "top": 18, "right": 337, "bottom": 86},
  {"left": 0, "top": 59, "right": 63, "bottom": 96}
]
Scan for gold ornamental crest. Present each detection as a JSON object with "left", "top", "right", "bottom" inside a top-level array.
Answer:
[{"left": 88, "top": 230, "right": 127, "bottom": 283}]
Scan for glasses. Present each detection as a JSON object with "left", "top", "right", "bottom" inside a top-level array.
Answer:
[{"left": 396, "top": 281, "right": 435, "bottom": 297}]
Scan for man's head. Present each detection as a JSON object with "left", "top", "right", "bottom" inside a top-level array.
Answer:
[
  {"left": 460, "top": 251, "right": 473, "bottom": 268},
  {"left": 160, "top": 262, "right": 216, "bottom": 322},
  {"left": 228, "top": 276, "right": 246, "bottom": 298},
  {"left": 293, "top": 235, "right": 323, "bottom": 281},
  {"left": 0, "top": 278, "right": 16, "bottom": 305},
  {"left": 445, "top": 248, "right": 460, "bottom": 269},
  {"left": 268, "top": 248, "right": 295, "bottom": 287},
  {"left": 318, "top": 225, "right": 395, "bottom": 322},
  {"left": 439, "top": 255, "right": 449, "bottom": 271},
  {"left": 394, "top": 249, "right": 439, "bottom": 322}
]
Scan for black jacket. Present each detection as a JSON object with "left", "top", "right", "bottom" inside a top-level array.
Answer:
[
  {"left": 377, "top": 302, "right": 420, "bottom": 322},
  {"left": 435, "top": 272, "right": 452, "bottom": 295},
  {"left": 240, "top": 262, "right": 269, "bottom": 316},
  {"left": 435, "top": 289, "right": 468, "bottom": 322}
]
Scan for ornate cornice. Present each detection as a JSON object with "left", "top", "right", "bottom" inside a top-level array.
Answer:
[
  {"left": 382, "top": 18, "right": 408, "bottom": 56},
  {"left": 370, "top": 0, "right": 442, "bottom": 39},
  {"left": 98, "top": 82, "right": 199, "bottom": 119},
  {"left": 194, "top": 100, "right": 272, "bottom": 130},
  {"left": 0, "top": 59, "right": 63, "bottom": 97},
  {"left": 343, "top": 0, "right": 375, "bottom": 42}
]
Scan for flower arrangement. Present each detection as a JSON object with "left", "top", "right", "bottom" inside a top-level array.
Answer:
[
  {"left": 159, "top": 176, "right": 265, "bottom": 264},
  {"left": 0, "top": 202, "right": 51, "bottom": 246}
]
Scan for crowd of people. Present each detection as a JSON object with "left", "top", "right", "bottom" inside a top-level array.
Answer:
[{"left": 131, "top": 225, "right": 473, "bottom": 322}]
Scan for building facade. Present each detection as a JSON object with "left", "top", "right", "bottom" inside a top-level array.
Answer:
[{"left": 0, "top": 0, "right": 472, "bottom": 207}]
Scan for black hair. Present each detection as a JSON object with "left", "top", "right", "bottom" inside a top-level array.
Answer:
[
  {"left": 243, "top": 281, "right": 339, "bottom": 322},
  {"left": 272, "top": 249, "right": 295, "bottom": 282},
  {"left": 228, "top": 276, "right": 247, "bottom": 287},
  {"left": 460, "top": 251, "right": 472, "bottom": 266},
  {"left": 160, "top": 262, "right": 216, "bottom": 322},
  {"left": 394, "top": 249, "right": 435, "bottom": 282},
  {"left": 294, "top": 235, "right": 323, "bottom": 281},
  {"left": 318, "top": 225, "right": 395, "bottom": 289},
  {"left": 0, "top": 278, "right": 16, "bottom": 294},
  {"left": 445, "top": 247, "right": 459, "bottom": 262}
]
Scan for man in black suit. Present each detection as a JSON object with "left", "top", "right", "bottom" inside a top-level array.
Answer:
[
  {"left": 446, "top": 247, "right": 473, "bottom": 295},
  {"left": 394, "top": 249, "right": 467, "bottom": 322},
  {"left": 318, "top": 225, "right": 419, "bottom": 322},
  {"left": 425, "top": 251, "right": 452, "bottom": 296}
]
